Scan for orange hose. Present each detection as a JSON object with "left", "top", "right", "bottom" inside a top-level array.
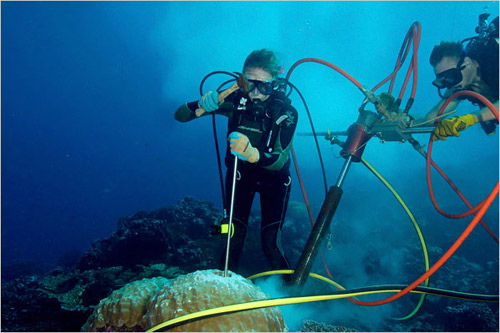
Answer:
[
  {"left": 286, "top": 58, "right": 362, "bottom": 89},
  {"left": 385, "top": 23, "right": 414, "bottom": 94},
  {"left": 356, "top": 91, "right": 499, "bottom": 306},
  {"left": 359, "top": 182, "right": 498, "bottom": 306},
  {"left": 291, "top": 146, "right": 316, "bottom": 226},
  {"left": 427, "top": 90, "right": 499, "bottom": 243},
  {"left": 286, "top": 29, "right": 497, "bottom": 309}
]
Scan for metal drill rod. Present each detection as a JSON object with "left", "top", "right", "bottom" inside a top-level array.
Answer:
[
  {"left": 401, "top": 127, "right": 436, "bottom": 134},
  {"left": 297, "top": 131, "right": 348, "bottom": 137},
  {"left": 298, "top": 127, "right": 435, "bottom": 138},
  {"left": 224, "top": 157, "right": 238, "bottom": 277},
  {"left": 336, "top": 155, "right": 353, "bottom": 188}
]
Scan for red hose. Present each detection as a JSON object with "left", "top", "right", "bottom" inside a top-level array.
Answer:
[
  {"left": 286, "top": 24, "right": 497, "bottom": 307},
  {"left": 357, "top": 90, "right": 499, "bottom": 306},
  {"left": 427, "top": 90, "right": 499, "bottom": 242},
  {"left": 291, "top": 146, "right": 316, "bottom": 227},
  {"left": 373, "top": 22, "right": 420, "bottom": 101},
  {"left": 409, "top": 22, "right": 421, "bottom": 100},
  {"left": 286, "top": 58, "right": 362, "bottom": 89},
  {"left": 360, "top": 182, "right": 499, "bottom": 306}
]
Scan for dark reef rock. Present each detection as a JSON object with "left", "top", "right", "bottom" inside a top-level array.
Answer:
[
  {"left": 388, "top": 244, "right": 499, "bottom": 332},
  {"left": 444, "top": 303, "right": 499, "bottom": 332},
  {"left": 77, "top": 216, "right": 174, "bottom": 270},
  {"left": 77, "top": 196, "right": 222, "bottom": 272},
  {"left": 1, "top": 264, "right": 182, "bottom": 332},
  {"left": 300, "top": 320, "right": 358, "bottom": 332},
  {"left": 1, "top": 274, "right": 89, "bottom": 332},
  {"left": 1, "top": 196, "right": 221, "bottom": 332}
]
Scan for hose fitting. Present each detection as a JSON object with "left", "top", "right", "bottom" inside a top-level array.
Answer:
[{"left": 359, "top": 85, "right": 392, "bottom": 119}]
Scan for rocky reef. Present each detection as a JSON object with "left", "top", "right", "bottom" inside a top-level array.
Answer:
[
  {"left": 78, "top": 196, "right": 223, "bottom": 272},
  {"left": 2, "top": 196, "right": 222, "bottom": 332},
  {"left": 1, "top": 195, "right": 498, "bottom": 332},
  {"left": 301, "top": 320, "right": 358, "bottom": 332}
]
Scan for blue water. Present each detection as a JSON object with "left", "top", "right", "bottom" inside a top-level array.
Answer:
[{"left": 2, "top": 0, "right": 498, "bottom": 294}]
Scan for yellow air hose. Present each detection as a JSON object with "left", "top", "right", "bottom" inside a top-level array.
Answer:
[
  {"left": 147, "top": 155, "right": 471, "bottom": 332},
  {"left": 360, "top": 157, "right": 430, "bottom": 320},
  {"left": 148, "top": 269, "right": 498, "bottom": 332}
]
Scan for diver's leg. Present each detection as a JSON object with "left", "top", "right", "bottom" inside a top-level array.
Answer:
[{"left": 260, "top": 170, "right": 292, "bottom": 270}]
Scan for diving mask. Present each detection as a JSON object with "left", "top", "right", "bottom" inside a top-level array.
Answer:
[
  {"left": 246, "top": 79, "right": 275, "bottom": 95},
  {"left": 432, "top": 65, "right": 466, "bottom": 89},
  {"left": 432, "top": 49, "right": 468, "bottom": 92}
]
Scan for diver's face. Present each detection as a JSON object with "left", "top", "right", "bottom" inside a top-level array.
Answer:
[
  {"left": 434, "top": 56, "right": 476, "bottom": 91},
  {"left": 244, "top": 67, "right": 273, "bottom": 103}
]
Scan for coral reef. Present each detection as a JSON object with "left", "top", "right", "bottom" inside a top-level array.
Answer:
[
  {"left": 386, "top": 244, "right": 499, "bottom": 332},
  {"left": 1, "top": 263, "right": 183, "bottom": 332},
  {"left": 78, "top": 196, "right": 223, "bottom": 271},
  {"left": 1, "top": 196, "right": 498, "bottom": 332},
  {"left": 444, "top": 302, "right": 499, "bottom": 332},
  {"left": 1, "top": 196, "right": 223, "bottom": 332},
  {"left": 83, "top": 277, "right": 169, "bottom": 331},
  {"left": 300, "top": 319, "right": 358, "bottom": 332},
  {"left": 1, "top": 273, "right": 89, "bottom": 332},
  {"left": 82, "top": 269, "right": 286, "bottom": 332}
]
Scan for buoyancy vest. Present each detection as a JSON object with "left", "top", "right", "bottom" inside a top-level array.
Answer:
[{"left": 228, "top": 91, "right": 292, "bottom": 154}]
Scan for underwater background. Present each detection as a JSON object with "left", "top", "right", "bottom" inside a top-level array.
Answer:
[{"left": 1, "top": 1, "right": 499, "bottom": 331}]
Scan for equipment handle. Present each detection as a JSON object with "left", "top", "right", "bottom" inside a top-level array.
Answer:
[{"left": 195, "top": 73, "right": 247, "bottom": 117}]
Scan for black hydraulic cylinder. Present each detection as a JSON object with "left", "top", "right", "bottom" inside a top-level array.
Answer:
[{"left": 290, "top": 185, "right": 343, "bottom": 287}]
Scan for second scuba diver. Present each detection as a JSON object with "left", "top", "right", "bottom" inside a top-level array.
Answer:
[
  {"left": 174, "top": 49, "right": 298, "bottom": 274},
  {"left": 423, "top": 15, "right": 499, "bottom": 140}
]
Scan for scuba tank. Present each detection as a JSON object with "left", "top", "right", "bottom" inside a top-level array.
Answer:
[{"left": 461, "top": 12, "right": 499, "bottom": 135}]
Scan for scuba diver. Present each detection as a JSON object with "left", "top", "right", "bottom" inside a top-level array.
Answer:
[
  {"left": 174, "top": 49, "right": 298, "bottom": 274},
  {"left": 422, "top": 15, "right": 499, "bottom": 140}
]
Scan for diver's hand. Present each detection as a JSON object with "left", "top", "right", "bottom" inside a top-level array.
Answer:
[
  {"left": 196, "top": 91, "right": 219, "bottom": 116},
  {"left": 228, "top": 132, "right": 259, "bottom": 163},
  {"left": 433, "top": 114, "right": 478, "bottom": 141}
]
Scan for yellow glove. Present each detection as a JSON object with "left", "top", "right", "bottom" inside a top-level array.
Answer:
[
  {"left": 228, "top": 132, "right": 260, "bottom": 163},
  {"left": 433, "top": 114, "right": 478, "bottom": 141}
]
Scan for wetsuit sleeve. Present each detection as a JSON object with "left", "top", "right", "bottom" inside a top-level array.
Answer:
[
  {"left": 174, "top": 96, "right": 236, "bottom": 123},
  {"left": 257, "top": 105, "right": 298, "bottom": 171},
  {"left": 174, "top": 101, "right": 201, "bottom": 122}
]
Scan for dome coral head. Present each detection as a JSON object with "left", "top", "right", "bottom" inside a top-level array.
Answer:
[{"left": 82, "top": 269, "right": 287, "bottom": 332}]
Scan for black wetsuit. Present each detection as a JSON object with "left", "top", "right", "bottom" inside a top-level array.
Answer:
[
  {"left": 175, "top": 89, "right": 298, "bottom": 272},
  {"left": 465, "top": 16, "right": 499, "bottom": 133}
]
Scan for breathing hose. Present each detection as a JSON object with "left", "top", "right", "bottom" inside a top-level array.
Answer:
[
  {"left": 286, "top": 70, "right": 499, "bottom": 309},
  {"left": 283, "top": 22, "right": 497, "bottom": 308},
  {"left": 192, "top": 21, "right": 497, "bottom": 327},
  {"left": 151, "top": 29, "right": 497, "bottom": 333},
  {"left": 286, "top": 81, "right": 328, "bottom": 197},
  {"left": 284, "top": 21, "right": 425, "bottom": 313},
  {"left": 198, "top": 71, "right": 239, "bottom": 213},
  {"left": 199, "top": 71, "right": 330, "bottom": 214}
]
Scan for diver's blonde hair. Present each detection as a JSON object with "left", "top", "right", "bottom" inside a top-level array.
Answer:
[{"left": 243, "top": 49, "right": 280, "bottom": 78}]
